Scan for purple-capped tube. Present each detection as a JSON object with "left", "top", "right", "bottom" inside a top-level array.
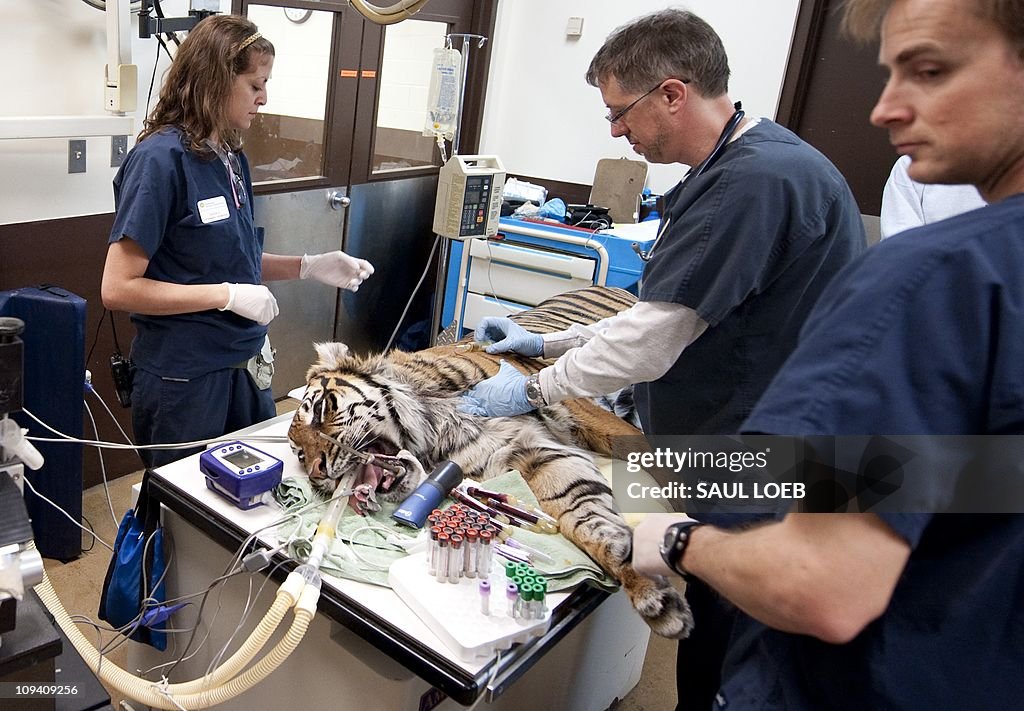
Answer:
[
  {"left": 506, "top": 581, "right": 518, "bottom": 617},
  {"left": 479, "top": 579, "right": 491, "bottom": 616}
]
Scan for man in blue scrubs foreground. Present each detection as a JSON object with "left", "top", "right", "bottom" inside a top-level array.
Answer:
[{"left": 633, "top": 0, "right": 1024, "bottom": 707}]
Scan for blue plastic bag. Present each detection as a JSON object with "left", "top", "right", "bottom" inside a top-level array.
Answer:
[{"left": 98, "top": 470, "right": 170, "bottom": 650}]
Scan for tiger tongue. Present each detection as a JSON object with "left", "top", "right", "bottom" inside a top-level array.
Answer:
[{"left": 354, "top": 462, "right": 385, "bottom": 494}]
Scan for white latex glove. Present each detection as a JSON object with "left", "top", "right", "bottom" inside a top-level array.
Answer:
[
  {"left": 631, "top": 512, "right": 701, "bottom": 578},
  {"left": 299, "top": 251, "right": 375, "bottom": 292},
  {"left": 219, "top": 282, "right": 279, "bottom": 325}
]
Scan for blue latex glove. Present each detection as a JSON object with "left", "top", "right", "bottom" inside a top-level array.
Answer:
[
  {"left": 458, "top": 360, "right": 534, "bottom": 417},
  {"left": 474, "top": 317, "right": 543, "bottom": 357}
]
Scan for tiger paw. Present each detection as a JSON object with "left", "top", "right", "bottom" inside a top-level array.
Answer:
[{"left": 625, "top": 572, "right": 693, "bottom": 639}]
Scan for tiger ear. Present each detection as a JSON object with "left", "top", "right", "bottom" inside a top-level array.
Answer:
[{"left": 313, "top": 342, "right": 352, "bottom": 369}]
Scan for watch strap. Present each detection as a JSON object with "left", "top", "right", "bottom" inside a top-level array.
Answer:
[{"left": 661, "top": 521, "right": 704, "bottom": 578}]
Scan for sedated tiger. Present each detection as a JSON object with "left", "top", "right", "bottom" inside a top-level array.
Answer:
[{"left": 288, "top": 286, "right": 692, "bottom": 639}]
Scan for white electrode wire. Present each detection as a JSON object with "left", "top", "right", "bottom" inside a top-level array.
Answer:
[
  {"left": 345, "top": 524, "right": 406, "bottom": 570},
  {"left": 384, "top": 232, "right": 441, "bottom": 352},
  {"left": 21, "top": 475, "right": 114, "bottom": 552},
  {"left": 26, "top": 467, "right": 332, "bottom": 707},
  {"left": 204, "top": 555, "right": 292, "bottom": 684},
  {"left": 21, "top": 407, "right": 288, "bottom": 451},
  {"left": 155, "top": 498, "right": 330, "bottom": 683},
  {"left": 201, "top": 574, "right": 257, "bottom": 687},
  {"left": 36, "top": 556, "right": 316, "bottom": 709},
  {"left": 482, "top": 240, "right": 520, "bottom": 316},
  {"left": 135, "top": 563, "right": 263, "bottom": 679},
  {"left": 86, "top": 383, "right": 146, "bottom": 465},
  {"left": 83, "top": 398, "right": 119, "bottom": 528}
]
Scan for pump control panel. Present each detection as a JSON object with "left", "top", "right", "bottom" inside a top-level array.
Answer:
[
  {"left": 433, "top": 155, "right": 505, "bottom": 240},
  {"left": 200, "top": 441, "right": 283, "bottom": 510}
]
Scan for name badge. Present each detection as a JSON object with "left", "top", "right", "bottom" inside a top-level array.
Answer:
[{"left": 197, "top": 196, "right": 230, "bottom": 224}]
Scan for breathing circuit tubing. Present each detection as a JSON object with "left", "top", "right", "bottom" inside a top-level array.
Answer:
[{"left": 32, "top": 469, "right": 358, "bottom": 709}]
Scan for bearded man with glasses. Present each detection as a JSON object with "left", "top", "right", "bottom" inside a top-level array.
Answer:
[{"left": 460, "top": 9, "right": 867, "bottom": 710}]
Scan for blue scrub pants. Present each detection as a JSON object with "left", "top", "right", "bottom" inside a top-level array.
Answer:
[{"left": 132, "top": 367, "right": 276, "bottom": 469}]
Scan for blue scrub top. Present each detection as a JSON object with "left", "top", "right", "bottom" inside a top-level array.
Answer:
[
  {"left": 735, "top": 195, "right": 1024, "bottom": 709},
  {"left": 109, "top": 128, "right": 266, "bottom": 379},
  {"left": 635, "top": 119, "right": 865, "bottom": 435}
]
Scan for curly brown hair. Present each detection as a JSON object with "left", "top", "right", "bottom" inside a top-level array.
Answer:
[{"left": 139, "top": 14, "right": 275, "bottom": 156}]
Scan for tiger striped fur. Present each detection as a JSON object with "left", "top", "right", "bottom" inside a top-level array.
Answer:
[{"left": 287, "top": 286, "right": 692, "bottom": 639}]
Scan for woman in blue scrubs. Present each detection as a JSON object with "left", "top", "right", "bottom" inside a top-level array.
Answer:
[{"left": 101, "top": 15, "right": 372, "bottom": 468}]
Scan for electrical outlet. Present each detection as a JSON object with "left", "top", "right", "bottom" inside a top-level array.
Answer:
[
  {"left": 111, "top": 135, "right": 128, "bottom": 168},
  {"left": 68, "top": 140, "right": 87, "bottom": 174}
]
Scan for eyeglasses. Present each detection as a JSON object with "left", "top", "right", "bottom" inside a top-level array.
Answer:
[
  {"left": 225, "top": 150, "right": 247, "bottom": 207},
  {"left": 605, "top": 79, "right": 688, "bottom": 125}
]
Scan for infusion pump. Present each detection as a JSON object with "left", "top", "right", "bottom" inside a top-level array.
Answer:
[{"left": 432, "top": 154, "right": 505, "bottom": 240}]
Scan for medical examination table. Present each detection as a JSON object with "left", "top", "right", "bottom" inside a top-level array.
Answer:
[{"left": 126, "top": 411, "right": 652, "bottom": 711}]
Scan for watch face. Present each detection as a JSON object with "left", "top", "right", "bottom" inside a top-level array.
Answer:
[
  {"left": 662, "top": 524, "right": 681, "bottom": 554},
  {"left": 284, "top": 8, "right": 313, "bottom": 23}
]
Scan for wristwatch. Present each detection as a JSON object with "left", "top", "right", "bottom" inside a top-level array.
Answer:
[
  {"left": 660, "top": 520, "right": 704, "bottom": 578},
  {"left": 525, "top": 374, "right": 546, "bottom": 409}
]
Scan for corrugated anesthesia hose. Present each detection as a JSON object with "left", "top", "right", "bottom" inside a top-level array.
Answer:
[
  {"left": 32, "top": 547, "right": 320, "bottom": 708},
  {"left": 160, "top": 571, "right": 304, "bottom": 694}
]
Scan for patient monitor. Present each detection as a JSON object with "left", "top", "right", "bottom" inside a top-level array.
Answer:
[{"left": 432, "top": 154, "right": 505, "bottom": 240}]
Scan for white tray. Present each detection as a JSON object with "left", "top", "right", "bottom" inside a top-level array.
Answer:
[{"left": 388, "top": 551, "right": 551, "bottom": 661}]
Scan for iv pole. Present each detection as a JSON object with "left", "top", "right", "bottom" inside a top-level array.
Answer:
[{"left": 428, "top": 33, "right": 488, "bottom": 346}]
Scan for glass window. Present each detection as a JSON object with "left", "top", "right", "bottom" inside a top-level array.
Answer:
[
  {"left": 243, "top": 5, "right": 332, "bottom": 184},
  {"left": 372, "top": 19, "right": 449, "bottom": 174}
]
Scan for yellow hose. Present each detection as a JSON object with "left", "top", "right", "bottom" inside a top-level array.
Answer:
[
  {"left": 166, "top": 570, "right": 304, "bottom": 693},
  {"left": 170, "top": 584, "right": 319, "bottom": 708},
  {"left": 34, "top": 561, "right": 315, "bottom": 709}
]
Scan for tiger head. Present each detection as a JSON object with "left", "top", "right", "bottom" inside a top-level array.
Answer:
[{"left": 287, "top": 342, "right": 429, "bottom": 510}]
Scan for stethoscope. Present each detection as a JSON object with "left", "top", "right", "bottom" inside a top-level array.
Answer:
[{"left": 632, "top": 101, "right": 745, "bottom": 262}]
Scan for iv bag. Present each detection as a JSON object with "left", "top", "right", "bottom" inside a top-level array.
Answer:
[{"left": 424, "top": 47, "right": 462, "bottom": 141}]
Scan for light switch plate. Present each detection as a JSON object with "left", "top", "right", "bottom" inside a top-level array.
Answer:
[
  {"left": 566, "top": 16, "right": 584, "bottom": 37},
  {"left": 111, "top": 135, "right": 128, "bottom": 168},
  {"left": 68, "top": 140, "right": 86, "bottom": 174}
]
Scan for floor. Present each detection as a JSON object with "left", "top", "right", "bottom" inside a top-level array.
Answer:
[{"left": 41, "top": 438, "right": 678, "bottom": 710}]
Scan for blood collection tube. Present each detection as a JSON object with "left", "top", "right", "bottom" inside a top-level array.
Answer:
[
  {"left": 464, "top": 528, "right": 479, "bottom": 578},
  {"left": 435, "top": 533, "right": 450, "bottom": 583},
  {"left": 428, "top": 526, "right": 442, "bottom": 575},
  {"left": 506, "top": 582, "right": 518, "bottom": 617},
  {"left": 518, "top": 583, "right": 532, "bottom": 620},
  {"left": 448, "top": 534, "right": 464, "bottom": 583},
  {"left": 479, "top": 530, "right": 493, "bottom": 577},
  {"left": 479, "top": 580, "right": 491, "bottom": 616}
]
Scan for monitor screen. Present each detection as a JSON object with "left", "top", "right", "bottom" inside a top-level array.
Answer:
[{"left": 224, "top": 448, "right": 262, "bottom": 469}]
